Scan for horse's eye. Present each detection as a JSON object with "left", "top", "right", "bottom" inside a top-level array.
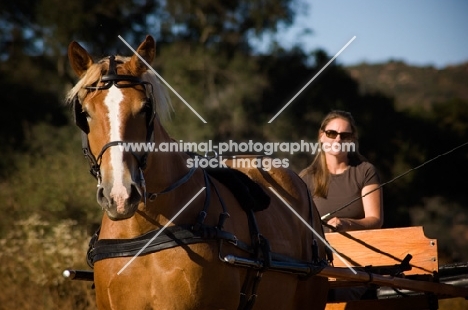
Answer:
[
  {"left": 82, "top": 110, "right": 91, "bottom": 120},
  {"left": 139, "top": 102, "right": 151, "bottom": 115}
]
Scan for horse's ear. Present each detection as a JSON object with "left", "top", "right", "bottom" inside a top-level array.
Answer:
[
  {"left": 129, "top": 35, "right": 155, "bottom": 74},
  {"left": 68, "top": 41, "right": 94, "bottom": 77}
]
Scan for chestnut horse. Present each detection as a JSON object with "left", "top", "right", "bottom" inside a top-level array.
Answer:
[{"left": 67, "top": 35, "right": 329, "bottom": 310}]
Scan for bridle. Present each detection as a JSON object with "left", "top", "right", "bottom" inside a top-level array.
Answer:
[
  {"left": 73, "top": 55, "right": 156, "bottom": 190},
  {"left": 72, "top": 55, "right": 196, "bottom": 205}
]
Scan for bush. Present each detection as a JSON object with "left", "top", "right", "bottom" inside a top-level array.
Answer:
[{"left": 0, "top": 214, "right": 96, "bottom": 309}]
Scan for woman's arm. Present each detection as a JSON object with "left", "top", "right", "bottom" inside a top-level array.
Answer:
[{"left": 326, "top": 183, "right": 383, "bottom": 232}]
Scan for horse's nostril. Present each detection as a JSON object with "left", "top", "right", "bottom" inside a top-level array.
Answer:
[
  {"left": 97, "top": 187, "right": 109, "bottom": 208},
  {"left": 129, "top": 183, "right": 143, "bottom": 205}
]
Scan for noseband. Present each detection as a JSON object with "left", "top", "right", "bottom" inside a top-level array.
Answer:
[{"left": 73, "top": 56, "right": 156, "bottom": 187}]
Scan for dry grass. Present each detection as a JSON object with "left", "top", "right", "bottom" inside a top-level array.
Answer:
[
  {"left": 439, "top": 298, "right": 468, "bottom": 310},
  {"left": 0, "top": 214, "right": 96, "bottom": 309}
]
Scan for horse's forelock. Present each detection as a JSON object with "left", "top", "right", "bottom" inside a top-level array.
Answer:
[{"left": 66, "top": 60, "right": 106, "bottom": 105}]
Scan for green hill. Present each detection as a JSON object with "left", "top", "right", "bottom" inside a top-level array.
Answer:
[{"left": 346, "top": 61, "right": 468, "bottom": 110}]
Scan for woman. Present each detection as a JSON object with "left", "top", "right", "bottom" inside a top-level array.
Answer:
[{"left": 300, "top": 110, "right": 383, "bottom": 232}]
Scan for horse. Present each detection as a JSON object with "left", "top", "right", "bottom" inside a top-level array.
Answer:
[{"left": 66, "top": 35, "right": 329, "bottom": 310}]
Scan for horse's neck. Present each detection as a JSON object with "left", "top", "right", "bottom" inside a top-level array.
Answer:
[{"left": 146, "top": 122, "right": 190, "bottom": 192}]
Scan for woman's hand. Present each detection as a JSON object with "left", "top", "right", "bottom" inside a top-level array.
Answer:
[{"left": 326, "top": 217, "right": 349, "bottom": 232}]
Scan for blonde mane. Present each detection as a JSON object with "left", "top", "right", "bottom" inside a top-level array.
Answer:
[{"left": 66, "top": 56, "right": 173, "bottom": 122}]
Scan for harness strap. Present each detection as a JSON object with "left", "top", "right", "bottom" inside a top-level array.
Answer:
[
  {"left": 238, "top": 270, "right": 263, "bottom": 310},
  {"left": 80, "top": 132, "right": 147, "bottom": 182},
  {"left": 146, "top": 165, "right": 197, "bottom": 201},
  {"left": 81, "top": 131, "right": 101, "bottom": 180},
  {"left": 88, "top": 224, "right": 252, "bottom": 265}
]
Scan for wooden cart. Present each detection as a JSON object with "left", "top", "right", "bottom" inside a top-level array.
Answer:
[{"left": 323, "top": 226, "right": 468, "bottom": 309}]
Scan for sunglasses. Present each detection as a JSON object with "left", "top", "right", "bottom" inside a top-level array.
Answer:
[{"left": 323, "top": 130, "right": 354, "bottom": 141}]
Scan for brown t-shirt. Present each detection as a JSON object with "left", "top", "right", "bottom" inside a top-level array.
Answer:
[{"left": 300, "top": 161, "right": 380, "bottom": 220}]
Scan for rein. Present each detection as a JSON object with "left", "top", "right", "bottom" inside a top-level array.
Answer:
[
  {"left": 145, "top": 165, "right": 197, "bottom": 202},
  {"left": 321, "top": 141, "right": 468, "bottom": 221}
]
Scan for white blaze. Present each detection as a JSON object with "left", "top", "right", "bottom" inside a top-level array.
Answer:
[{"left": 104, "top": 85, "right": 129, "bottom": 213}]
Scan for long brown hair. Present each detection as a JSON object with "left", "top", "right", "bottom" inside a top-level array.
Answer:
[{"left": 300, "top": 110, "right": 367, "bottom": 198}]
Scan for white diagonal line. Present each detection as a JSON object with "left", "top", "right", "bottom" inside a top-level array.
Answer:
[
  {"left": 268, "top": 186, "right": 357, "bottom": 274},
  {"left": 118, "top": 35, "right": 207, "bottom": 123},
  {"left": 117, "top": 186, "right": 206, "bottom": 275},
  {"left": 268, "top": 36, "right": 357, "bottom": 123}
]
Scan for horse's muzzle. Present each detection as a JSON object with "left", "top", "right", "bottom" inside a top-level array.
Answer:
[{"left": 97, "top": 182, "right": 143, "bottom": 220}]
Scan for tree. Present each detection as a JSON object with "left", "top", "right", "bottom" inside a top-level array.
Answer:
[{"left": 162, "top": 0, "right": 294, "bottom": 49}]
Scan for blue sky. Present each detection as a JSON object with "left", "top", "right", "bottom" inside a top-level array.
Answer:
[{"left": 261, "top": 0, "right": 468, "bottom": 68}]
